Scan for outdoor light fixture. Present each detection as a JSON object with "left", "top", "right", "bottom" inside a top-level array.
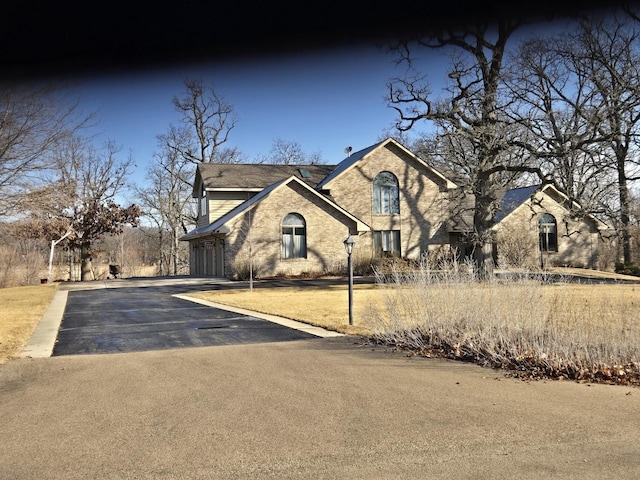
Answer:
[
  {"left": 343, "top": 235, "right": 356, "bottom": 255},
  {"left": 343, "top": 235, "right": 356, "bottom": 325}
]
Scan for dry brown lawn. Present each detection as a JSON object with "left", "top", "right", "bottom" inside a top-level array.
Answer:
[
  {"left": 0, "top": 284, "right": 57, "bottom": 365},
  {"left": 190, "top": 279, "right": 639, "bottom": 384},
  {"left": 190, "top": 281, "right": 638, "bottom": 337},
  {"left": 190, "top": 284, "right": 385, "bottom": 335},
  {"left": 1, "top": 272, "right": 637, "bottom": 376}
]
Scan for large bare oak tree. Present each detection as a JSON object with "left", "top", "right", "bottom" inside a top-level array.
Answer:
[{"left": 387, "top": 19, "right": 542, "bottom": 278}]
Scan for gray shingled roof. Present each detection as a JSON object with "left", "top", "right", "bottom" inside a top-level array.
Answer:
[
  {"left": 315, "top": 141, "right": 383, "bottom": 189},
  {"left": 198, "top": 163, "right": 336, "bottom": 190},
  {"left": 494, "top": 185, "right": 541, "bottom": 222}
]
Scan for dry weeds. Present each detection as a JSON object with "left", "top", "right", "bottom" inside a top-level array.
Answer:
[
  {"left": 192, "top": 267, "right": 640, "bottom": 386},
  {"left": 369, "top": 265, "right": 640, "bottom": 386}
]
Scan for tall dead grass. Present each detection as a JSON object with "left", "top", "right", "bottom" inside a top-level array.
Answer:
[{"left": 367, "top": 260, "right": 640, "bottom": 385}]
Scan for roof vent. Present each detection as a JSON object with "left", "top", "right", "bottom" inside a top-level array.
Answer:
[{"left": 344, "top": 146, "right": 352, "bottom": 157}]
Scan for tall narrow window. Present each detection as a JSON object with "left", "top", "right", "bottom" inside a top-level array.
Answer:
[
  {"left": 373, "top": 230, "right": 401, "bottom": 257},
  {"left": 539, "top": 213, "right": 558, "bottom": 252},
  {"left": 200, "top": 184, "right": 207, "bottom": 217},
  {"left": 373, "top": 172, "right": 400, "bottom": 214},
  {"left": 282, "top": 213, "right": 307, "bottom": 259}
]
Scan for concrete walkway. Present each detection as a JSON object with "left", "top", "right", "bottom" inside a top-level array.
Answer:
[{"left": 18, "top": 289, "right": 68, "bottom": 358}]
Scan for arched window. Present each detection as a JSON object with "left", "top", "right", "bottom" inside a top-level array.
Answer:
[
  {"left": 282, "top": 213, "right": 307, "bottom": 259},
  {"left": 373, "top": 172, "right": 399, "bottom": 214},
  {"left": 539, "top": 213, "right": 558, "bottom": 253}
]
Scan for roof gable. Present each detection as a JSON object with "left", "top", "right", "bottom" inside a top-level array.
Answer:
[
  {"left": 315, "top": 142, "right": 382, "bottom": 189},
  {"left": 494, "top": 184, "right": 609, "bottom": 230},
  {"left": 181, "top": 175, "right": 370, "bottom": 241},
  {"left": 494, "top": 185, "right": 540, "bottom": 222},
  {"left": 315, "top": 137, "right": 457, "bottom": 190}
]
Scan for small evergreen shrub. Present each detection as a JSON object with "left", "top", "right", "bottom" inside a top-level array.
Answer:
[{"left": 615, "top": 262, "right": 640, "bottom": 277}]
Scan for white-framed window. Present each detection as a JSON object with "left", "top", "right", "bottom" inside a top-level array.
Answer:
[
  {"left": 373, "top": 230, "right": 401, "bottom": 257},
  {"left": 282, "top": 213, "right": 307, "bottom": 259},
  {"left": 373, "top": 171, "right": 400, "bottom": 214},
  {"left": 539, "top": 213, "right": 558, "bottom": 253},
  {"left": 200, "top": 184, "right": 207, "bottom": 217}
]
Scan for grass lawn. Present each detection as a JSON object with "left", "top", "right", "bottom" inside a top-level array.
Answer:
[
  {"left": 1, "top": 271, "right": 637, "bottom": 384},
  {"left": 189, "top": 284, "right": 384, "bottom": 336},
  {"left": 190, "top": 279, "right": 640, "bottom": 384},
  {"left": 0, "top": 284, "right": 58, "bottom": 365},
  {"left": 189, "top": 280, "right": 639, "bottom": 336}
]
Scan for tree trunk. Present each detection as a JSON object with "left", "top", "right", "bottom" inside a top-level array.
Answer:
[
  {"left": 80, "top": 241, "right": 94, "bottom": 281},
  {"left": 617, "top": 161, "right": 633, "bottom": 263},
  {"left": 472, "top": 176, "right": 496, "bottom": 280},
  {"left": 172, "top": 225, "right": 179, "bottom": 276},
  {"left": 158, "top": 229, "right": 165, "bottom": 276}
]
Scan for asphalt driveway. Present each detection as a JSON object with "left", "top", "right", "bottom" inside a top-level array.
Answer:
[
  {"left": 8, "top": 276, "right": 640, "bottom": 479},
  {"left": 42, "top": 277, "right": 336, "bottom": 356}
]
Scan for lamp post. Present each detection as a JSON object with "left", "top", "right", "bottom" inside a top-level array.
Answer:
[{"left": 343, "top": 235, "right": 356, "bottom": 326}]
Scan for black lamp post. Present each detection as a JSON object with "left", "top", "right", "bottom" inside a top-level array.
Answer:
[{"left": 343, "top": 235, "right": 356, "bottom": 325}]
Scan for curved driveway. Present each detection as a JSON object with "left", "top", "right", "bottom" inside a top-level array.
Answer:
[{"left": 49, "top": 277, "right": 333, "bottom": 356}]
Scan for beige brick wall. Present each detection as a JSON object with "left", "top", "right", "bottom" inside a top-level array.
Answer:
[
  {"left": 324, "top": 143, "right": 451, "bottom": 260},
  {"left": 222, "top": 182, "right": 358, "bottom": 278},
  {"left": 495, "top": 190, "right": 602, "bottom": 269}
]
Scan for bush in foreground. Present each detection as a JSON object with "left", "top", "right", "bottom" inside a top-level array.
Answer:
[
  {"left": 615, "top": 262, "right": 640, "bottom": 277},
  {"left": 366, "top": 261, "right": 640, "bottom": 386}
]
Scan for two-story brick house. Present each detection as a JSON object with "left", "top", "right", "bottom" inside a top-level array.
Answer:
[
  {"left": 181, "top": 138, "right": 456, "bottom": 277},
  {"left": 180, "top": 137, "right": 609, "bottom": 278}
]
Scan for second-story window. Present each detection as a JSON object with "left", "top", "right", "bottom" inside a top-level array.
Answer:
[
  {"left": 373, "top": 171, "right": 399, "bottom": 214},
  {"left": 200, "top": 184, "right": 207, "bottom": 217}
]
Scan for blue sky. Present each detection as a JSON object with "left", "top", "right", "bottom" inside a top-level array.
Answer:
[
  {"left": 69, "top": 43, "right": 445, "bottom": 196},
  {"left": 63, "top": 18, "right": 570, "bottom": 206}
]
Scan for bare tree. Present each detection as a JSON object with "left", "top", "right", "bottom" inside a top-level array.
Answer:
[
  {"left": 0, "top": 85, "right": 90, "bottom": 216},
  {"left": 387, "top": 19, "right": 541, "bottom": 278},
  {"left": 168, "top": 78, "right": 241, "bottom": 165},
  {"left": 143, "top": 79, "right": 241, "bottom": 271},
  {"left": 49, "top": 137, "right": 141, "bottom": 281},
  {"left": 572, "top": 13, "right": 640, "bottom": 263},
  {"left": 136, "top": 141, "right": 194, "bottom": 275},
  {"left": 253, "top": 137, "right": 325, "bottom": 165},
  {"left": 508, "top": 34, "right": 612, "bottom": 214}
]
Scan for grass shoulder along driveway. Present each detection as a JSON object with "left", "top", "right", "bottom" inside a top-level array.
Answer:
[
  {"left": 0, "top": 284, "right": 58, "bottom": 365},
  {"left": 187, "top": 284, "right": 381, "bottom": 336}
]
